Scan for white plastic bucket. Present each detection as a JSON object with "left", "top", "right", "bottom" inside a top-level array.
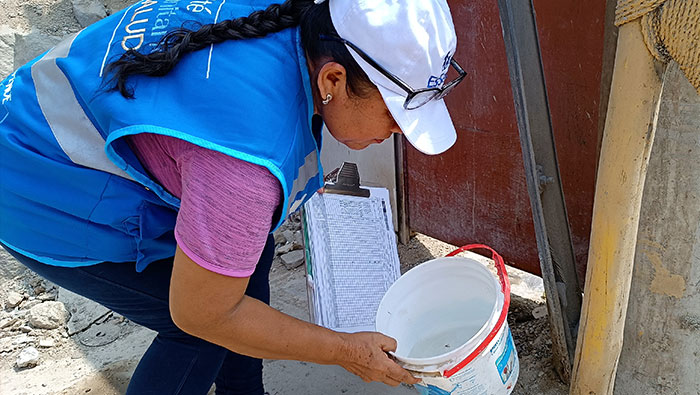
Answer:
[{"left": 376, "top": 245, "right": 519, "bottom": 395}]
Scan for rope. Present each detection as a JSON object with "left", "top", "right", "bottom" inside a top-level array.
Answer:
[{"left": 616, "top": 0, "right": 700, "bottom": 94}]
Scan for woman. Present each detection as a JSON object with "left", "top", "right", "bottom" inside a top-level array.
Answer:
[{"left": 0, "top": 0, "right": 464, "bottom": 393}]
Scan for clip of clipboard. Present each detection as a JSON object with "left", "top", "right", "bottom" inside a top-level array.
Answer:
[{"left": 322, "top": 162, "right": 371, "bottom": 198}]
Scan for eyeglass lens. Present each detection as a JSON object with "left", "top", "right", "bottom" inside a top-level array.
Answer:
[{"left": 405, "top": 90, "right": 440, "bottom": 110}]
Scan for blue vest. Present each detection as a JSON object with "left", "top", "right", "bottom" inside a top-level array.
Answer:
[{"left": 0, "top": 0, "right": 323, "bottom": 270}]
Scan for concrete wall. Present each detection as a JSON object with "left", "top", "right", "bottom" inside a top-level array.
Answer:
[
  {"left": 0, "top": 0, "right": 134, "bottom": 80},
  {"left": 320, "top": 128, "right": 398, "bottom": 229},
  {"left": 615, "top": 62, "right": 700, "bottom": 394}
]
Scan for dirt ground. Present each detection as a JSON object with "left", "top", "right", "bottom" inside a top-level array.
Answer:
[{"left": 1, "top": 229, "right": 567, "bottom": 395}]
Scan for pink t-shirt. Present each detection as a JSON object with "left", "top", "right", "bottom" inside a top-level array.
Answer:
[{"left": 127, "top": 133, "right": 282, "bottom": 277}]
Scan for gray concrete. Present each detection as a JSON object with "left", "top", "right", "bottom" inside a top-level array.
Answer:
[
  {"left": 615, "top": 62, "right": 700, "bottom": 394},
  {"left": 265, "top": 260, "right": 415, "bottom": 395},
  {"left": 320, "top": 128, "right": 399, "bottom": 229}
]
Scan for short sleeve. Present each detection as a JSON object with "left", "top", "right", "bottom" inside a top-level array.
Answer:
[{"left": 173, "top": 145, "right": 282, "bottom": 277}]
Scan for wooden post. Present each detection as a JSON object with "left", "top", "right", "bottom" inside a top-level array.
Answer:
[{"left": 570, "top": 19, "right": 665, "bottom": 394}]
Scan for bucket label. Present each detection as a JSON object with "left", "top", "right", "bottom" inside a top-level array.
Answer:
[
  {"left": 495, "top": 328, "right": 516, "bottom": 384},
  {"left": 415, "top": 383, "right": 460, "bottom": 395},
  {"left": 414, "top": 324, "right": 519, "bottom": 395}
]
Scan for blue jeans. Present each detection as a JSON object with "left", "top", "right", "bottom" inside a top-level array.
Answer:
[{"left": 2, "top": 235, "right": 275, "bottom": 395}]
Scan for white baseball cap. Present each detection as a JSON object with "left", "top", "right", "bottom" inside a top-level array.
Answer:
[{"left": 326, "top": 0, "right": 459, "bottom": 155}]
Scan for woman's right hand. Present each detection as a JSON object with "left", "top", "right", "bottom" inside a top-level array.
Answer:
[
  {"left": 171, "top": 247, "right": 419, "bottom": 387},
  {"left": 336, "top": 331, "right": 420, "bottom": 387}
]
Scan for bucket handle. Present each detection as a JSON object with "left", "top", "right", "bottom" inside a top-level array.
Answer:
[{"left": 442, "top": 244, "right": 511, "bottom": 378}]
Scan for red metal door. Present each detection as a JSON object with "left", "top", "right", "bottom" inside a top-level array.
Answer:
[{"left": 405, "top": 0, "right": 606, "bottom": 275}]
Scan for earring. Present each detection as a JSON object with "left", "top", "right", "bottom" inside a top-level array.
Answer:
[{"left": 322, "top": 93, "right": 333, "bottom": 105}]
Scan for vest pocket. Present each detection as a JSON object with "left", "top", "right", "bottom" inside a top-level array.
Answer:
[{"left": 123, "top": 201, "right": 177, "bottom": 272}]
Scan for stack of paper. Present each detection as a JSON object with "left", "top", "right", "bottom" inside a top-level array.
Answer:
[{"left": 302, "top": 187, "right": 401, "bottom": 333}]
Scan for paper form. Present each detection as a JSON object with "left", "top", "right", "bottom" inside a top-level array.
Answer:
[{"left": 302, "top": 187, "right": 400, "bottom": 333}]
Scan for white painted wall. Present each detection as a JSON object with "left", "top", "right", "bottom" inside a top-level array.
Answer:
[{"left": 320, "top": 127, "right": 398, "bottom": 228}]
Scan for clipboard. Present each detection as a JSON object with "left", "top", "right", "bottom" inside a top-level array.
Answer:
[{"left": 301, "top": 162, "right": 400, "bottom": 333}]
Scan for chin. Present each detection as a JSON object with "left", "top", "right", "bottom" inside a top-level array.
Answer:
[{"left": 344, "top": 142, "right": 372, "bottom": 150}]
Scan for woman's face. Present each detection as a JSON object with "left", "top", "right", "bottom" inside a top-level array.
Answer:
[{"left": 313, "top": 62, "right": 402, "bottom": 150}]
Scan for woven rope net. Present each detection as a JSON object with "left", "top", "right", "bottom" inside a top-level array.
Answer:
[{"left": 616, "top": 0, "right": 700, "bottom": 93}]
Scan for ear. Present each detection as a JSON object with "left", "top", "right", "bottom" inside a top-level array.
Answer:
[{"left": 316, "top": 62, "right": 349, "bottom": 103}]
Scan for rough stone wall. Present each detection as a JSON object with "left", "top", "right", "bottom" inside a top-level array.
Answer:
[
  {"left": 615, "top": 62, "right": 700, "bottom": 394},
  {"left": 0, "top": 0, "right": 134, "bottom": 79}
]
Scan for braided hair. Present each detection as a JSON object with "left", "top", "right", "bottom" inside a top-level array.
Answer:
[{"left": 106, "top": 0, "right": 372, "bottom": 98}]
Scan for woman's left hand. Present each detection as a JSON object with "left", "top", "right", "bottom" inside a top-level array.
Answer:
[{"left": 335, "top": 331, "right": 420, "bottom": 387}]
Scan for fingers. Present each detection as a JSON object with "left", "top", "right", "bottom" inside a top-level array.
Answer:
[
  {"left": 375, "top": 334, "right": 419, "bottom": 384},
  {"left": 377, "top": 334, "right": 398, "bottom": 353},
  {"left": 350, "top": 365, "right": 405, "bottom": 387},
  {"left": 344, "top": 357, "right": 416, "bottom": 387},
  {"left": 376, "top": 347, "right": 420, "bottom": 385},
  {"left": 384, "top": 358, "right": 420, "bottom": 385},
  {"left": 375, "top": 366, "right": 418, "bottom": 387},
  {"left": 340, "top": 332, "right": 420, "bottom": 387},
  {"left": 382, "top": 376, "right": 402, "bottom": 387},
  {"left": 384, "top": 366, "right": 418, "bottom": 386}
]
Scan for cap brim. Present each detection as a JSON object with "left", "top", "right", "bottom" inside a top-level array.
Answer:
[{"left": 376, "top": 84, "right": 457, "bottom": 155}]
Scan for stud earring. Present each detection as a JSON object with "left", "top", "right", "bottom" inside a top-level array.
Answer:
[{"left": 322, "top": 93, "right": 333, "bottom": 105}]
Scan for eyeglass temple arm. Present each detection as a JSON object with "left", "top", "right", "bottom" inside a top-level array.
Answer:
[
  {"left": 319, "top": 34, "right": 415, "bottom": 94},
  {"left": 450, "top": 58, "right": 466, "bottom": 76}
]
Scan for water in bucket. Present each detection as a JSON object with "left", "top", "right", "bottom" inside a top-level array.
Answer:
[
  {"left": 405, "top": 302, "right": 492, "bottom": 358},
  {"left": 376, "top": 245, "right": 519, "bottom": 395}
]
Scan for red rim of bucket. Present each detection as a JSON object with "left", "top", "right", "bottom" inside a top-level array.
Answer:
[{"left": 442, "top": 244, "right": 511, "bottom": 378}]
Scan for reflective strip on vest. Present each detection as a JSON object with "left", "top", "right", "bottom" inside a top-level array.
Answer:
[
  {"left": 288, "top": 149, "right": 319, "bottom": 213},
  {"left": 31, "top": 34, "right": 134, "bottom": 181}
]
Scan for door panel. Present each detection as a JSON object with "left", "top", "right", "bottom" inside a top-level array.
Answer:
[{"left": 405, "top": 1, "right": 605, "bottom": 276}]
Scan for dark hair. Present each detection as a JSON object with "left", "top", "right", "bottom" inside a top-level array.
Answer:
[{"left": 105, "top": 0, "right": 372, "bottom": 98}]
